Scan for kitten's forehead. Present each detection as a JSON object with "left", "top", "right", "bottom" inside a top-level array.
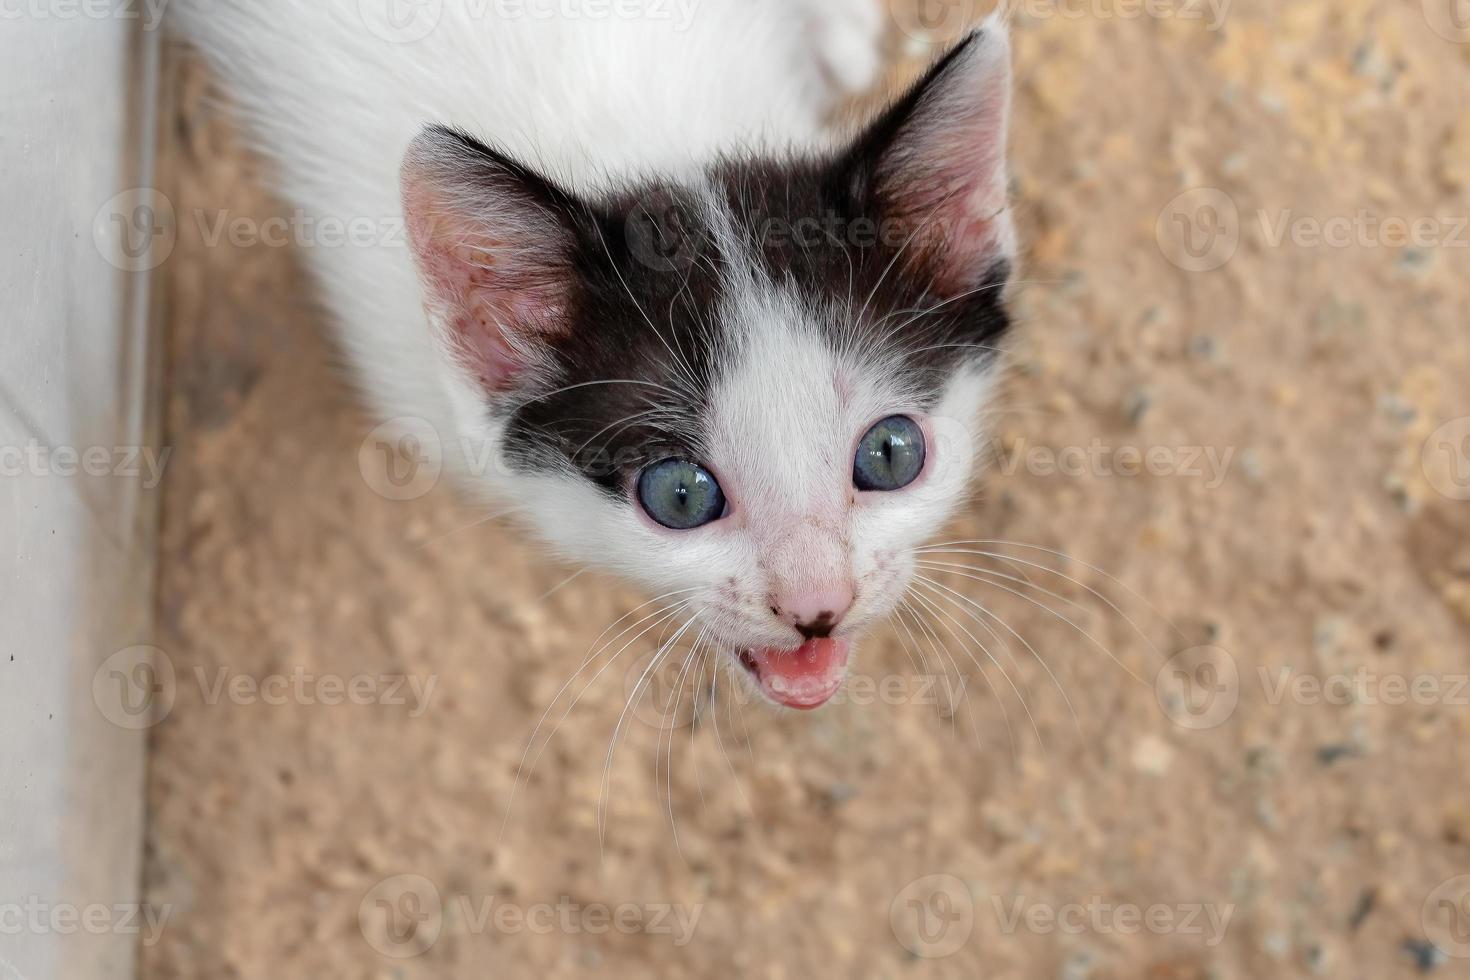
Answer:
[
  {"left": 708, "top": 285, "right": 895, "bottom": 511},
  {"left": 501, "top": 157, "right": 1005, "bottom": 492}
]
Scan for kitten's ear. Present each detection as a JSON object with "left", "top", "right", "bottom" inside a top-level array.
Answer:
[
  {"left": 842, "top": 21, "right": 1015, "bottom": 294},
  {"left": 401, "top": 125, "right": 582, "bottom": 393}
]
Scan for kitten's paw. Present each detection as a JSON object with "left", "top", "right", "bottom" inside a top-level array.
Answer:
[{"left": 806, "top": 0, "right": 888, "bottom": 95}]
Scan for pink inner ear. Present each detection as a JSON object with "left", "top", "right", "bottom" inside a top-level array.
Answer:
[
  {"left": 450, "top": 295, "right": 543, "bottom": 391},
  {"left": 880, "top": 32, "right": 1014, "bottom": 296},
  {"left": 403, "top": 174, "right": 568, "bottom": 393}
]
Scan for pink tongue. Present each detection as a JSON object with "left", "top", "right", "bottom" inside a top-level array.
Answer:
[{"left": 745, "top": 638, "right": 851, "bottom": 709}]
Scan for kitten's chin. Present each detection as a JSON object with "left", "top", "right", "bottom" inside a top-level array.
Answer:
[{"left": 736, "top": 638, "right": 852, "bottom": 710}]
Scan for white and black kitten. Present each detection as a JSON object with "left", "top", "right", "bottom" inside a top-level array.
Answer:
[{"left": 175, "top": 1, "right": 1016, "bottom": 710}]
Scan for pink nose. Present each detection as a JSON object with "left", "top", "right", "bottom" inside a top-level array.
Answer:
[{"left": 773, "top": 585, "right": 855, "bottom": 639}]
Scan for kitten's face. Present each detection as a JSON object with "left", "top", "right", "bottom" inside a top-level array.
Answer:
[{"left": 403, "top": 28, "right": 1015, "bottom": 708}]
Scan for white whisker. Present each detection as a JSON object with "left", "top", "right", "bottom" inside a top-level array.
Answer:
[
  {"left": 908, "top": 583, "right": 1043, "bottom": 753},
  {"left": 917, "top": 540, "right": 1189, "bottom": 653},
  {"left": 899, "top": 597, "right": 1001, "bottom": 759},
  {"left": 912, "top": 572, "right": 1081, "bottom": 737},
  {"left": 599, "top": 611, "right": 700, "bottom": 855},
  {"left": 917, "top": 560, "right": 1143, "bottom": 686},
  {"left": 498, "top": 589, "right": 698, "bottom": 843}
]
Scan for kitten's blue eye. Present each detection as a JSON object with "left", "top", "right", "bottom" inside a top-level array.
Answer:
[
  {"left": 637, "top": 458, "right": 726, "bottom": 530},
  {"left": 854, "top": 415, "right": 926, "bottom": 492}
]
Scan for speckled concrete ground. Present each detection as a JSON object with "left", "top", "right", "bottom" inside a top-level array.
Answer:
[{"left": 141, "top": 3, "right": 1470, "bottom": 977}]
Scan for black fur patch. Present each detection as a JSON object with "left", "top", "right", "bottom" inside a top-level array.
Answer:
[
  {"left": 496, "top": 180, "right": 731, "bottom": 495},
  {"left": 481, "top": 31, "right": 1013, "bottom": 495}
]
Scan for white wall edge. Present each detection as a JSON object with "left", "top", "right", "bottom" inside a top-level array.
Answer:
[{"left": 1, "top": 11, "right": 163, "bottom": 980}]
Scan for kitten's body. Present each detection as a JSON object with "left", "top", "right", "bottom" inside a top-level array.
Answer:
[
  {"left": 176, "top": 1, "right": 1017, "bottom": 709},
  {"left": 175, "top": 0, "right": 869, "bottom": 456}
]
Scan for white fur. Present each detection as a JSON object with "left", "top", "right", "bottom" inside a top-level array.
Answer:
[
  {"left": 175, "top": 1, "right": 1013, "bottom": 694},
  {"left": 172, "top": 0, "right": 880, "bottom": 465},
  {"left": 580, "top": 190, "right": 997, "bottom": 658}
]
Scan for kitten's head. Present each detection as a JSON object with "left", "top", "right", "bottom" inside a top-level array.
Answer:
[{"left": 401, "top": 27, "right": 1015, "bottom": 709}]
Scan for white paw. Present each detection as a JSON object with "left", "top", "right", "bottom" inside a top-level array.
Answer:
[{"left": 807, "top": 0, "right": 887, "bottom": 94}]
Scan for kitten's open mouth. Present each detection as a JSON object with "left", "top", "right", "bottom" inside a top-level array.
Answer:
[{"left": 736, "top": 638, "right": 851, "bottom": 710}]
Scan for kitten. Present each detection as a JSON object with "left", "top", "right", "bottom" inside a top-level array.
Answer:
[{"left": 173, "top": 1, "right": 1016, "bottom": 710}]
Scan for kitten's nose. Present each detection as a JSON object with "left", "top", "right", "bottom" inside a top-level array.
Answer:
[{"left": 773, "top": 585, "right": 855, "bottom": 640}]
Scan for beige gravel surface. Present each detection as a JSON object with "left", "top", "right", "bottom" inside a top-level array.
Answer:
[{"left": 141, "top": 3, "right": 1470, "bottom": 977}]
